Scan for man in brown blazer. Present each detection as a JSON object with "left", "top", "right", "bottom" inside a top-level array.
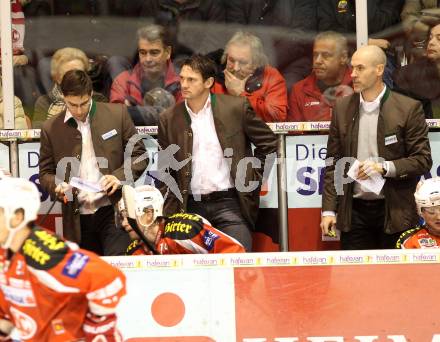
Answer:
[
  {"left": 321, "top": 45, "right": 432, "bottom": 249},
  {"left": 39, "top": 70, "right": 147, "bottom": 255},
  {"left": 158, "top": 55, "right": 277, "bottom": 252}
]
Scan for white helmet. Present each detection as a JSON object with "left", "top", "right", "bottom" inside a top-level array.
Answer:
[
  {"left": 122, "top": 184, "right": 164, "bottom": 230},
  {"left": 414, "top": 177, "right": 440, "bottom": 215},
  {"left": 0, "top": 178, "right": 41, "bottom": 248}
]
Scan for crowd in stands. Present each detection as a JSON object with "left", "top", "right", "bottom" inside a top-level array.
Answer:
[
  {"left": 3, "top": 0, "right": 440, "bottom": 130},
  {"left": 0, "top": 1, "right": 439, "bottom": 255}
]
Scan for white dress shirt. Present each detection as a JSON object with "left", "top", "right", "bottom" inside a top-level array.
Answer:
[
  {"left": 64, "top": 103, "right": 110, "bottom": 214},
  {"left": 185, "top": 96, "right": 233, "bottom": 195}
]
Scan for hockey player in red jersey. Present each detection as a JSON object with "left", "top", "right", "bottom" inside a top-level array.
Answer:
[
  {"left": 397, "top": 177, "right": 440, "bottom": 249},
  {"left": 0, "top": 177, "right": 126, "bottom": 341},
  {"left": 118, "top": 185, "right": 245, "bottom": 255}
]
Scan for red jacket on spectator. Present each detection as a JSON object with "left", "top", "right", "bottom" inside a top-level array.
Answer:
[
  {"left": 212, "top": 65, "right": 288, "bottom": 122},
  {"left": 110, "top": 60, "right": 181, "bottom": 105},
  {"left": 289, "top": 67, "right": 352, "bottom": 121}
]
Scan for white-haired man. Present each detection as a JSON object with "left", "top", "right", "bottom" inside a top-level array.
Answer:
[{"left": 212, "top": 31, "right": 288, "bottom": 122}]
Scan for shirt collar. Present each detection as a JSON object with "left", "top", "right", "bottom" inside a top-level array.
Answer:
[
  {"left": 359, "top": 84, "right": 386, "bottom": 112},
  {"left": 184, "top": 94, "right": 211, "bottom": 118}
]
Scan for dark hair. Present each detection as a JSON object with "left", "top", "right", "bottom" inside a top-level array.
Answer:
[
  {"left": 181, "top": 54, "right": 217, "bottom": 82},
  {"left": 60, "top": 69, "right": 93, "bottom": 97}
]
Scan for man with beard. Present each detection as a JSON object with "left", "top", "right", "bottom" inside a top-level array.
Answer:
[
  {"left": 289, "top": 31, "right": 353, "bottom": 121},
  {"left": 211, "top": 31, "right": 288, "bottom": 123},
  {"left": 110, "top": 24, "right": 182, "bottom": 125}
]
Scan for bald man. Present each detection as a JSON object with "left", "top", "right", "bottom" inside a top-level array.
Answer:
[{"left": 320, "top": 45, "right": 432, "bottom": 250}]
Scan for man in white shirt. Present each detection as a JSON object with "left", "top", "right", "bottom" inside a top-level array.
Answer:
[
  {"left": 39, "top": 70, "right": 147, "bottom": 255},
  {"left": 158, "top": 54, "right": 277, "bottom": 251},
  {"left": 320, "top": 45, "right": 432, "bottom": 249}
]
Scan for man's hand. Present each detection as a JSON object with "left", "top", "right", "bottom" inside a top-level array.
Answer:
[
  {"left": 54, "top": 182, "right": 70, "bottom": 202},
  {"left": 224, "top": 69, "right": 249, "bottom": 96},
  {"left": 320, "top": 215, "right": 337, "bottom": 236},
  {"left": 357, "top": 160, "right": 384, "bottom": 180},
  {"left": 100, "top": 175, "right": 121, "bottom": 196}
]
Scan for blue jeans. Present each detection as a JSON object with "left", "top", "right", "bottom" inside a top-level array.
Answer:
[{"left": 187, "top": 193, "right": 252, "bottom": 252}]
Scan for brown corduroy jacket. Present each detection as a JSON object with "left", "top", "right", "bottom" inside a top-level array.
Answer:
[
  {"left": 157, "top": 93, "right": 277, "bottom": 229},
  {"left": 39, "top": 101, "right": 148, "bottom": 243},
  {"left": 322, "top": 88, "right": 432, "bottom": 234}
]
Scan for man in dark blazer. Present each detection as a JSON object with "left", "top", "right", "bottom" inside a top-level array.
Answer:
[
  {"left": 158, "top": 54, "right": 277, "bottom": 251},
  {"left": 321, "top": 45, "right": 432, "bottom": 249},
  {"left": 39, "top": 70, "right": 147, "bottom": 255}
]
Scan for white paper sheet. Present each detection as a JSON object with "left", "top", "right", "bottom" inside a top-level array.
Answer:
[
  {"left": 69, "top": 177, "right": 103, "bottom": 193},
  {"left": 347, "top": 160, "right": 385, "bottom": 195}
]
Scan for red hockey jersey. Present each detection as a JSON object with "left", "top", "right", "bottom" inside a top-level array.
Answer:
[
  {"left": 126, "top": 213, "right": 245, "bottom": 255},
  {"left": 396, "top": 226, "right": 440, "bottom": 249},
  {"left": 0, "top": 227, "right": 126, "bottom": 341}
]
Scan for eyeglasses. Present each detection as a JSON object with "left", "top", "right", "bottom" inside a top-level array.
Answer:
[{"left": 422, "top": 206, "right": 440, "bottom": 215}]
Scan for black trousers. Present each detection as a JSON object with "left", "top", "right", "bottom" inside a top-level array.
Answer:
[
  {"left": 341, "top": 199, "right": 401, "bottom": 250},
  {"left": 79, "top": 205, "right": 131, "bottom": 256},
  {"left": 187, "top": 190, "right": 252, "bottom": 252}
]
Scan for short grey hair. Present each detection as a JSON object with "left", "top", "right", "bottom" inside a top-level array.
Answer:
[
  {"left": 136, "top": 24, "right": 172, "bottom": 47},
  {"left": 50, "top": 47, "right": 89, "bottom": 80},
  {"left": 314, "top": 31, "right": 348, "bottom": 57},
  {"left": 222, "top": 31, "right": 269, "bottom": 68}
]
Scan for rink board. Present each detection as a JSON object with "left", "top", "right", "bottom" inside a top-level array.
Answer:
[{"left": 106, "top": 250, "right": 440, "bottom": 341}]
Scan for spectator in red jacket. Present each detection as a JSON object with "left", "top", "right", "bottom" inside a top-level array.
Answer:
[
  {"left": 289, "top": 31, "right": 353, "bottom": 121},
  {"left": 109, "top": 24, "right": 182, "bottom": 125},
  {"left": 211, "top": 31, "right": 288, "bottom": 122}
]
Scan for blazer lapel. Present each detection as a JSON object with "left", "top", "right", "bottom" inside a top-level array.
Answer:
[
  {"left": 88, "top": 102, "right": 110, "bottom": 175},
  {"left": 346, "top": 93, "right": 360, "bottom": 157},
  {"left": 176, "top": 102, "right": 193, "bottom": 159},
  {"left": 211, "top": 94, "right": 228, "bottom": 150},
  {"left": 376, "top": 87, "right": 391, "bottom": 158}
]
